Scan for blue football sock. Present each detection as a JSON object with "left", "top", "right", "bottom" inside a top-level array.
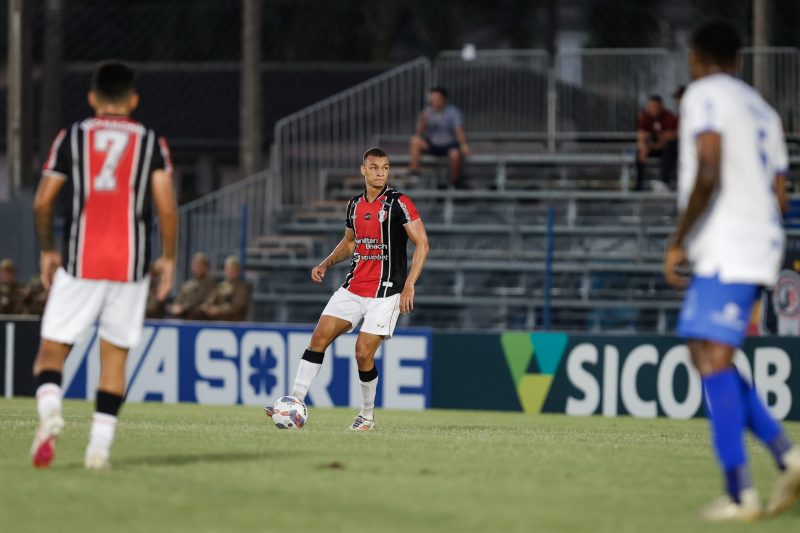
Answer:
[
  {"left": 738, "top": 374, "right": 793, "bottom": 470},
  {"left": 703, "top": 368, "right": 750, "bottom": 501}
]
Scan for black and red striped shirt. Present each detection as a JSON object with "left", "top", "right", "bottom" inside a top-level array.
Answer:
[
  {"left": 42, "top": 117, "right": 173, "bottom": 282},
  {"left": 342, "top": 186, "right": 421, "bottom": 298}
]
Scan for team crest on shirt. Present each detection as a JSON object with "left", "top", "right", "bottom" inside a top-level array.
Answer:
[
  {"left": 364, "top": 213, "right": 372, "bottom": 220},
  {"left": 378, "top": 209, "right": 387, "bottom": 223}
]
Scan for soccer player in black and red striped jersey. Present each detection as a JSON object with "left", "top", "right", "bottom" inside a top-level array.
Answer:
[
  {"left": 30, "top": 61, "right": 178, "bottom": 469},
  {"left": 268, "top": 147, "right": 429, "bottom": 430}
]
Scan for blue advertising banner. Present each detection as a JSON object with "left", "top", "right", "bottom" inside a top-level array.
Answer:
[{"left": 60, "top": 321, "right": 432, "bottom": 409}]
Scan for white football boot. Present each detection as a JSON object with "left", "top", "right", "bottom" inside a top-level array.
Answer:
[
  {"left": 84, "top": 447, "right": 111, "bottom": 471},
  {"left": 699, "top": 488, "right": 762, "bottom": 522},
  {"left": 31, "top": 412, "right": 65, "bottom": 468},
  {"left": 767, "top": 447, "right": 800, "bottom": 516},
  {"left": 347, "top": 415, "right": 375, "bottom": 431}
]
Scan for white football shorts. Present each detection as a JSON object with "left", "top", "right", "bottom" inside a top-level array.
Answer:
[
  {"left": 41, "top": 267, "right": 150, "bottom": 349},
  {"left": 321, "top": 287, "right": 402, "bottom": 338}
]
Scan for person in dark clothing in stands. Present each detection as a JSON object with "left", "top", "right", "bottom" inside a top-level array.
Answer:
[{"left": 636, "top": 95, "right": 678, "bottom": 191}]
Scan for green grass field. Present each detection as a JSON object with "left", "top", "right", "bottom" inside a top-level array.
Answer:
[{"left": 1, "top": 399, "right": 799, "bottom": 533}]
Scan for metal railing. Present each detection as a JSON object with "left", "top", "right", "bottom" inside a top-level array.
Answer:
[
  {"left": 740, "top": 48, "right": 800, "bottom": 132},
  {"left": 433, "top": 50, "right": 550, "bottom": 135},
  {"left": 175, "top": 169, "right": 278, "bottom": 282},
  {"left": 273, "top": 57, "right": 431, "bottom": 205},
  {"left": 555, "top": 48, "right": 684, "bottom": 138},
  {"left": 178, "top": 47, "right": 800, "bottom": 294}
]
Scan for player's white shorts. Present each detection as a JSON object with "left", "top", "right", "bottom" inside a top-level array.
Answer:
[
  {"left": 41, "top": 267, "right": 150, "bottom": 348},
  {"left": 321, "top": 287, "right": 401, "bottom": 338}
]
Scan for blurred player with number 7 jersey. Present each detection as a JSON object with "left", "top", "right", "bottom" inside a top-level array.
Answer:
[{"left": 30, "top": 61, "right": 178, "bottom": 470}]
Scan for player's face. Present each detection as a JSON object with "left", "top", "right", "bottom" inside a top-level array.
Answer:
[{"left": 361, "top": 156, "right": 390, "bottom": 190}]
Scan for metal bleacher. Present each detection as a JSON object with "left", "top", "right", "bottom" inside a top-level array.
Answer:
[
  {"left": 247, "top": 155, "right": 685, "bottom": 333},
  {"left": 179, "top": 48, "right": 800, "bottom": 333}
]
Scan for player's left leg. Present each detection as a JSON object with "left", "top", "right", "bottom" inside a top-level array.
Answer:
[
  {"left": 30, "top": 339, "right": 71, "bottom": 468},
  {"left": 84, "top": 338, "right": 128, "bottom": 470},
  {"left": 348, "top": 294, "right": 401, "bottom": 430},
  {"left": 348, "top": 332, "right": 383, "bottom": 431}
]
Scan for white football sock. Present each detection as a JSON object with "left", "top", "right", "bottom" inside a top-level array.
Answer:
[
  {"left": 359, "top": 376, "right": 378, "bottom": 420},
  {"left": 87, "top": 413, "right": 117, "bottom": 453},
  {"left": 36, "top": 383, "right": 62, "bottom": 420},
  {"left": 291, "top": 360, "right": 322, "bottom": 402}
]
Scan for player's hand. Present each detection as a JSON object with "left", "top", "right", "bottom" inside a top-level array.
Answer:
[
  {"left": 400, "top": 285, "right": 415, "bottom": 314},
  {"left": 663, "top": 244, "right": 690, "bottom": 289},
  {"left": 311, "top": 264, "right": 328, "bottom": 283},
  {"left": 460, "top": 143, "right": 471, "bottom": 156},
  {"left": 39, "top": 250, "right": 62, "bottom": 291},
  {"left": 154, "top": 257, "right": 175, "bottom": 301}
]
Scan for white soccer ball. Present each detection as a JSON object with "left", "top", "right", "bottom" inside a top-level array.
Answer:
[{"left": 271, "top": 396, "right": 308, "bottom": 430}]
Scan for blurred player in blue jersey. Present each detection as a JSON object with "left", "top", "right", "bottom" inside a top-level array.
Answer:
[{"left": 664, "top": 20, "right": 800, "bottom": 521}]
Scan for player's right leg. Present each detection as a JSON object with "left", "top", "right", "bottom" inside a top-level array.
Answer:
[
  {"left": 287, "top": 313, "right": 353, "bottom": 403},
  {"left": 268, "top": 289, "right": 361, "bottom": 420},
  {"left": 678, "top": 276, "right": 764, "bottom": 521}
]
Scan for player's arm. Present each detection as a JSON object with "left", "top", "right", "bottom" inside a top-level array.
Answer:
[
  {"left": 400, "top": 219, "right": 429, "bottom": 314},
  {"left": 663, "top": 131, "right": 721, "bottom": 288},
  {"left": 311, "top": 228, "right": 356, "bottom": 283},
  {"left": 33, "top": 174, "right": 66, "bottom": 290},
  {"left": 652, "top": 129, "right": 677, "bottom": 150},
  {"left": 151, "top": 169, "right": 178, "bottom": 300}
]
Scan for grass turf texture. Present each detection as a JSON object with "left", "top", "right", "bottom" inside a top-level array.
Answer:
[{"left": 1, "top": 399, "right": 799, "bottom": 533}]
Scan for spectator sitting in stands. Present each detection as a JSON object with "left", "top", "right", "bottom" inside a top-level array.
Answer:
[
  {"left": 200, "top": 256, "right": 251, "bottom": 322},
  {"left": 636, "top": 94, "right": 678, "bottom": 191},
  {"left": 167, "top": 252, "right": 215, "bottom": 319},
  {"left": 0, "top": 259, "right": 25, "bottom": 315},
  {"left": 409, "top": 86, "right": 470, "bottom": 187},
  {"left": 22, "top": 274, "right": 49, "bottom": 316}
]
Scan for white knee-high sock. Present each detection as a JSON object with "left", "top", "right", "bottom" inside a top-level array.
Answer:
[
  {"left": 291, "top": 350, "right": 325, "bottom": 402},
  {"left": 358, "top": 366, "right": 379, "bottom": 420},
  {"left": 87, "top": 413, "right": 117, "bottom": 454},
  {"left": 36, "top": 383, "right": 62, "bottom": 420}
]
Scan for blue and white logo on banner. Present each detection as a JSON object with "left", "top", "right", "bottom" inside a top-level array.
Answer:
[{"left": 63, "top": 322, "right": 432, "bottom": 409}]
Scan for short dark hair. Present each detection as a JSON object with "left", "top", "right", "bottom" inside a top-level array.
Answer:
[
  {"left": 362, "top": 147, "right": 389, "bottom": 163},
  {"left": 430, "top": 86, "right": 448, "bottom": 99},
  {"left": 648, "top": 95, "right": 663, "bottom": 103},
  {"left": 92, "top": 60, "right": 136, "bottom": 101},
  {"left": 689, "top": 19, "right": 741, "bottom": 68}
]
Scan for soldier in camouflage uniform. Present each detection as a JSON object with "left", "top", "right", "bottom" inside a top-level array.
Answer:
[
  {"left": 168, "top": 252, "right": 215, "bottom": 320},
  {"left": 200, "top": 256, "right": 251, "bottom": 322},
  {"left": 22, "top": 274, "right": 49, "bottom": 316},
  {"left": 0, "top": 259, "right": 25, "bottom": 315}
]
